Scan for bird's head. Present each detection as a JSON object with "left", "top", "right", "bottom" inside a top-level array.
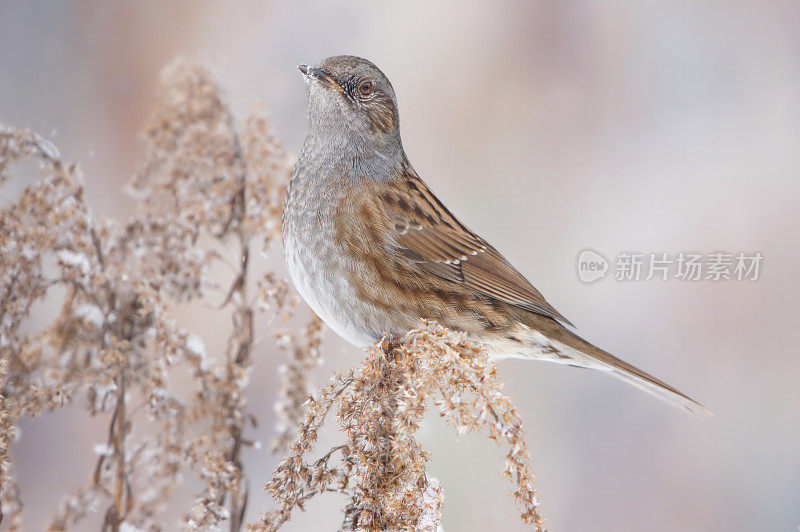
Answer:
[{"left": 299, "top": 55, "right": 401, "bottom": 154}]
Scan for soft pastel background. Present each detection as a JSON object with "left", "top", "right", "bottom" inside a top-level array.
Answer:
[{"left": 2, "top": 2, "right": 799, "bottom": 530}]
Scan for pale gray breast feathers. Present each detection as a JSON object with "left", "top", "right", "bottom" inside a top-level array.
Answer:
[{"left": 283, "top": 161, "right": 393, "bottom": 347}]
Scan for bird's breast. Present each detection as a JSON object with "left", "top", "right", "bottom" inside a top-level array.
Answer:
[{"left": 282, "top": 165, "right": 394, "bottom": 347}]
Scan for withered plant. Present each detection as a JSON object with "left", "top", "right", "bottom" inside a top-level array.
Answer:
[
  {"left": 0, "top": 59, "right": 543, "bottom": 531},
  {"left": 254, "top": 322, "right": 543, "bottom": 531}
]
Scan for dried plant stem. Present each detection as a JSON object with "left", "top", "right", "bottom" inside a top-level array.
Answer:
[
  {"left": 222, "top": 240, "right": 253, "bottom": 532},
  {"left": 218, "top": 116, "right": 255, "bottom": 531},
  {"left": 108, "top": 367, "right": 129, "bottom": 531},
  {"left": 97, "top": 299, "right": 141, "bottom": 531}
]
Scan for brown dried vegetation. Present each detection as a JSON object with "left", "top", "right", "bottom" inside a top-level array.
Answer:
[{"left": 0, "top": 60, "right": 542, "bottom": 531}]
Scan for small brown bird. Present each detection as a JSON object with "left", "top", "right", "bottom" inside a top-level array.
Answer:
[{"left": 283, "top": 55, "right": 710, "bottom": 416}]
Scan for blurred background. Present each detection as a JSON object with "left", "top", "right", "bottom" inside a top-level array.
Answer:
[{"left": 2, "top": 1, "right": 799, "bottom": 530}]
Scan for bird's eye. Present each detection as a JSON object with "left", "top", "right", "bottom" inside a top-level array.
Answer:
[{"left": 359, "top": 81, "right": 373, "bottom": 96}]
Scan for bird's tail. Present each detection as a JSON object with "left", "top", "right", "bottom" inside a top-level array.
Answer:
[{"left": 525, "top": 316, "right": 712, "bottom": 417}]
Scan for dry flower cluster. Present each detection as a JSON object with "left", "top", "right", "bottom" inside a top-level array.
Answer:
[
  {"left": 254, "top": 322, "right": 543, "bottom": 532},
  {"left": 1, "top": 59, "right": 543, "bottom": 531}
]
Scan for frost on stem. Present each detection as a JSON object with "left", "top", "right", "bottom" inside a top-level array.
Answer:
[{"left": 253, "top": 322, "right": 544, "bottom": 532}]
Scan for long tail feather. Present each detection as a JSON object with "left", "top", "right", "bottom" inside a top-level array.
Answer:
[{"left": 525, "top": 315, "right": 712, "bottom": 417}]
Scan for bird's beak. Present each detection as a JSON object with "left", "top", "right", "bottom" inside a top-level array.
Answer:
[{"left": 298, "top": 64, "right": 342, "bottom": 91}]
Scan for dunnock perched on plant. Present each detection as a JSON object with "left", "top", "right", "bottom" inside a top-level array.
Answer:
[{"left": 283, "top": 55, "right": 709, "bottom": 416}]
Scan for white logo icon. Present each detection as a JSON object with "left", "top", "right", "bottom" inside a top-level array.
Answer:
[{"left": 577, "top": 249, "right": 608, "bottom": 284}]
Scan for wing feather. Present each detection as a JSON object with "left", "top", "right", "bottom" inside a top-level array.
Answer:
[{"left": 382, "top": 170, "right": 573, "bottom": 326}]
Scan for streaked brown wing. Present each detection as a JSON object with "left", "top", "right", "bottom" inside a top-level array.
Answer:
[{"left": 384, "top": 169, "right": 573, "bottom": 326}]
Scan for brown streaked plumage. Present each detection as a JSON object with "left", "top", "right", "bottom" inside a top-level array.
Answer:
[{"left": 283, "top": 55, "right": 711, "bottom": 416}]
